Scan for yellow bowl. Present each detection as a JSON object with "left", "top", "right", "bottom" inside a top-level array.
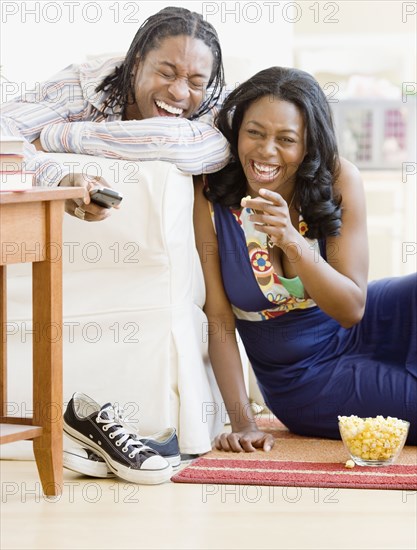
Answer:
[{"left": 338, "top": 415, "right": 409, "bottom": 467}]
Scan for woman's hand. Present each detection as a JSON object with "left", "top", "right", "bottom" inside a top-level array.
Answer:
[
  {"left": 214, "top": 428, "right": 275, "bottom": 453},
  {"left": 241, "top": 188, "right": 298, "bottom": 248},
  {"left": 59, "top": 173, "right": 120, "bottom": 222}
]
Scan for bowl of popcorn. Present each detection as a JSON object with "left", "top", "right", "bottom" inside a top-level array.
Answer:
[{"left": 338, "top": 415, "right": 410, "bottom": 466}]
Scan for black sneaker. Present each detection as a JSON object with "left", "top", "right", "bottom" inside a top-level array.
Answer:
[
  {"left": 64, "top": 427, "right": 181, "bottom": 478},
  {"left": 63, "top": 447, "right": 116, "bottom": 478},
  {"left": 139, "top": 428, "right": 181, "bottom": 468},
  {"left": 63, "top": 393, "right": 172, "bottom": 484}
]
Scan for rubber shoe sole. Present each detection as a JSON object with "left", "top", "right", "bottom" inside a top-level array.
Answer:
[
  {"left": 64, "top": 421, "right": 172, "bottom": 485},
  {"left": 63, "top": 446, "right": 180, "bottom": 478},
  {"left": 63, "top": 447, "right": 115, "bottom": 478}
]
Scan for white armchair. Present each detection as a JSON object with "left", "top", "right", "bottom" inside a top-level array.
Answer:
[{"left": 2, "top": 155, "right": 225, "bottom": 459}]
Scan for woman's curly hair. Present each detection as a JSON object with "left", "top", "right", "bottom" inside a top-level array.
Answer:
[{"left": 205, "top": 66, "right": 342, "bottom": 239}]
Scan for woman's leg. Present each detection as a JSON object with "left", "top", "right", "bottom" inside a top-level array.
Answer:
[
  {"left": 357, "top": 273, "right": 416, "bottom": 372},
  {"left": 264, "top": 274, "right": 417, "bottom": 443}
]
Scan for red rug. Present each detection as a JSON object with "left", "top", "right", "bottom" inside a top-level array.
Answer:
[
  {"left": 172, "top": 416, "right": 417, "bottom": 490},
  {"left": 172, "top": 457, "right": 417, "bottom": 490}
]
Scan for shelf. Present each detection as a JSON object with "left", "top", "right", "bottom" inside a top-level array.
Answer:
[{"left": 0, "top": 423, "right": 42, "bottom": 445}]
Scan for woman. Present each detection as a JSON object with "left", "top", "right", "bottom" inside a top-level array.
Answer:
[{"left": 193, "top": 66, "right": 416, "bottom": 452}]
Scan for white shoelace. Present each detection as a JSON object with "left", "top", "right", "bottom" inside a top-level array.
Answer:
[{"left": 95, "top": 405, "right": 152, "bottom": 459}]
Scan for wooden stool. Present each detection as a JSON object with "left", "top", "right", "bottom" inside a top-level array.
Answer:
[{"left": 0, "top": 188, "right": 84, "bottom": 496}]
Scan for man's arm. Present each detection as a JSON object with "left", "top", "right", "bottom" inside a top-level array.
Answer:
[
  {"left": 1, "top": 62, "right": 91, "bottom": 186},
  {"left": 40, "top": 117, "right": 231, "bottom": 175},
  {"left": 1, "top": 115, "right": 70, "bottom": 187}
]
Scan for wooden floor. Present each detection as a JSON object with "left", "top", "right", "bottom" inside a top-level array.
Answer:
[{"left": 1, "top": 458, "right": 416, "bottom": 550}]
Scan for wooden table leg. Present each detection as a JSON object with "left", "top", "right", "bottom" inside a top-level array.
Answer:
[
  {"left": 0, "top": 266, "right": 7, "bottom": 417},
  {"left": 32, "top": 201, "right": 63, "bottom": 496}
]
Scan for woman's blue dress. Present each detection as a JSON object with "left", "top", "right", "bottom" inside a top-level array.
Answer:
[{"left": 212, "top": 202, "right": 417, "bottom": 444}]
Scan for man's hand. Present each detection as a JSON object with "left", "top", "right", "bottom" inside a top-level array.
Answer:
[
  {"left": 59, "top": 173, "right": 119, "bottom": 222},
  {"left": 32, "top": 137, "right": 44, "bottom": 151},
  {"left": 31, "top": 136, "right": 117, "bottom": 222}
]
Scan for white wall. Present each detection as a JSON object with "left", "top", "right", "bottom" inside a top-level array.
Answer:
[
  {"left": 0, "top": 0, "right": 295, "bottom": 100},
  {"left": 293, "top": 0, "right": 416, "bottom": 92},
  {"left": 2, "top": 1, "right": 415, "bottom": 97}
]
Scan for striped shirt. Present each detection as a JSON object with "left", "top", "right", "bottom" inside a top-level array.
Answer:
[{"left": 1, "top": 56, "right": 230, "bottom": 186}]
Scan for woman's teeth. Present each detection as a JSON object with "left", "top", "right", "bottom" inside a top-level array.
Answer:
[
  {"left": 252, "top": 161, "right": 280, "bottom": 179},
  {"left": 155, "top": 100, "right": 183, "bottom": 116}
]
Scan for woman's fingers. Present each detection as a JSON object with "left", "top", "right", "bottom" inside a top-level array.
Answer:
[
  {"left": 215, "top": 432, "right": 244, "bottom": 452},
  {"left": 241, "top": 196, "right": 275, "bottom": 209},
  {"left": 259, "top": 188, "right": 285, "bottom": 204},
  {"left": 251, "top": 213, "right": 283, "bottom": 227},
  {"left": 241, "top": 195, "right": 289, "bottom": 214},
  {"left": 262, "top": 434, "right": 275, "bottom": 451},
  {"left": 214, "top": 430, "right": 276, "bottom": 453}
]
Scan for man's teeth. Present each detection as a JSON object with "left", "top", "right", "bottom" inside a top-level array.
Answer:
[
  {"left": 253, "top": 162, "right": 279, "bottom": 176},
  {"left": 155, "top": 100, "right": 183, "bottom": 115}
]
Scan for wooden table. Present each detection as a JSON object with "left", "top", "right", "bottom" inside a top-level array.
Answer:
[{"left": 0, "top": 187, "right": 84, "bottom": 496}]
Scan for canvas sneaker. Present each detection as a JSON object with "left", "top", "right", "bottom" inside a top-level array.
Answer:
[
  {"left": 139, "top": 428, "right": 181, "bottom": 468},
  {"left": 63, "top": 447, "right": 115, "bottom": 478},
  {"left": 63, "top": 392, "right": 172, "bottom": 484},
  {"left": 64, "top": 427, "right": 181, "bottom": 478}
]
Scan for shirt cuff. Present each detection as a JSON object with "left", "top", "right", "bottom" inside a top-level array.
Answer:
[{"left": 40, "top": 122, "right": 85, "bottom": 154}]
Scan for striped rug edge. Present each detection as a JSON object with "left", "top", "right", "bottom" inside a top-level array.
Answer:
[{"left": 171, "top": 457, "right": 417, "bottom": 490}]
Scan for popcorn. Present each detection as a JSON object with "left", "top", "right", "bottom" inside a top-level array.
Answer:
[
  {"left": 338, "top": 415, "right": 409, "bottom": 462},
  {"left": 241, "top": 195, "right": 252, "bottom": 206},
  {"left": 345, "top": 459, "right": 355, "bottom": 469}
]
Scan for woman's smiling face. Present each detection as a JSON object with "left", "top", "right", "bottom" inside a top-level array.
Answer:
[{"left": 238, "top": 95, "right": 307, "bottom": 197}]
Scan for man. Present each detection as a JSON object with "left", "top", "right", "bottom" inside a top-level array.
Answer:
[
  {"left": 1, "top": 6, "right": 229, "bottom": 221},
  {"left": 1, "top": 6, "right": 229, "bottom": 482}
]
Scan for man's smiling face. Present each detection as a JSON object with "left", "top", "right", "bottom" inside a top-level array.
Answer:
[{"left": 125, "top": 34, "right": 214, "bottom": 121}]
